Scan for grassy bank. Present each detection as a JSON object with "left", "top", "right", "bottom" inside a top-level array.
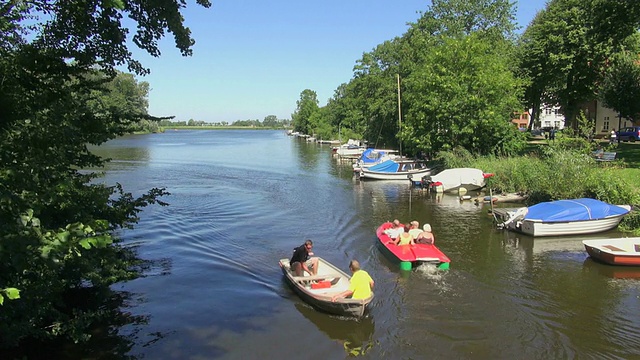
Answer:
[{"left": 436, "top": 142, "right": 640, "bottom": 234}]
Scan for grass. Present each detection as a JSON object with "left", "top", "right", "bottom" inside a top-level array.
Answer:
[
  {"left": 602, "top": 142, "right": 640, "bottom": 191},
  {"left": 523, "top": 138, "right": 640, "bottom": 190}
]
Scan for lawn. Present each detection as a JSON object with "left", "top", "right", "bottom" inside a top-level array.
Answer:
[{"left": 609, "top": 142, "right": 640, "bottom": 190}]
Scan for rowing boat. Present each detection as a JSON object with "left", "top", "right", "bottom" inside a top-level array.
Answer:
[{"left": 279, "top": 257, "right": 373, "bottom": 318}]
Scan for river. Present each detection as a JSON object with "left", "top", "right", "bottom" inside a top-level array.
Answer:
[{"left": 85, "top": 130, "right": 640, "bottom": 359}]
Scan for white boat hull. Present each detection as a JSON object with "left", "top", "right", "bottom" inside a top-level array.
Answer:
[
  {"left": 506, "top": 212, "right": 629, "bottom": 237},
  {"left": 359, "top": 168, "right": 433, "bottom": 181},
  {"left": 583, "top": 237, "right": 640, "bottom": 266}
]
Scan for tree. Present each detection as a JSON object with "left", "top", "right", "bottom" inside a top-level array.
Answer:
[
  {"left": 87, "top": 70, "right": 153, "bottom": 132},
  {"left": 291, "top": 89, "right": 319, "bottom": 135},
  {"left": 600, "top": 51, "right": 640, "bottom": 122},
  {"left": 518, "top": 0, "right": 640, "bottom": 128},
  {"left": 263, "top": 115, "right": 279, "bottom": 127},
  {"left": 320, "top": 0, "right": 524, "bottom": 155},
  {"left": 0, "top": 0, "right": 210, "bottom": 348},
  {"left": 403, "top": 34, "right": 525, "bottom": 156}
]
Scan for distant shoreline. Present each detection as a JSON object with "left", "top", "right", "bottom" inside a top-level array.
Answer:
[{"left": 161, "top": 126, "right": 287, "bottom": 131}]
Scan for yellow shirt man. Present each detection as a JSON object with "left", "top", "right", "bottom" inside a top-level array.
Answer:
[
  {"left": 331, "top": 260, "right": 375, "bottom": 302},
  {"left": 349, "top": 269, "right": 374, "bottom": 299}
]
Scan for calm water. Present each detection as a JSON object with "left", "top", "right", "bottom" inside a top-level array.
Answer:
[{"left": 88, "top": 130, "right": 640, "bottom": 359}]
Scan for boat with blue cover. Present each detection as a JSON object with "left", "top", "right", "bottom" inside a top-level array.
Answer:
[
  {"left": 498, "top": 198, "right": 632, "bottom": 237},
  {"left": 352, "top": 148, "right": 400, "bottom": 173},
  {"left": 358, "top": 159, "right": 434, "bottom": 181}
]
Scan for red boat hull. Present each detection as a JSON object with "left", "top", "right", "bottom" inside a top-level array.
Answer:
[{"left": 376, "top": 222, "right": 450, "bottom": 268}]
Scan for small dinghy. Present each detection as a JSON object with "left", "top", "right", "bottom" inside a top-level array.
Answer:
[
  {"left": 583, "top": 237, "right": 640, "bottom": 266},
  {"left": 279, "top": 257, "right": 373, "bottom": 318}
]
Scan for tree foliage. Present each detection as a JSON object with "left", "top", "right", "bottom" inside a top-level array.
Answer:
[
  {"left": 291, "top": 89, "right": 320, "bottom": 135},
  {"left": 403, "top": 34, "right": 526, "bottom": 156},
  {"left": 0, "top": 0, "right": 210, "bottom": 348},
  {"left": 296, "top": 0, "right": 525, "bottom": 156},
  {"left": 518, "top": 0, "right": 640, "bottom": 128},
  {"left": 600, "top": 51, "right": 640, "bottom": 121}
]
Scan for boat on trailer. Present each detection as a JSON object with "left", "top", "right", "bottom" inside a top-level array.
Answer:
[{"left": 279, "top": 257, "right": 373, "bottom": 318}]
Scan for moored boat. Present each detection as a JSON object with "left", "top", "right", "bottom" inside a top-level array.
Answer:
[
  {"left": 352, "top": 148, "right": 400, "bottom": 173},
  {"left": 332, "top": 139, "right": 366, "bottom": 158},
  {"left": 279, "top": 257, "right": 373, "bottom": 318},
  {"left": 497, "top": 198, "right": 631, "bottom": 237},
  {"left": 416, "top": 168, "right": 493, "bottom": 193},
  {"left": 358, "top": 159, "right": 435, "bottom": 181},
  {"left": 583, "top": 237, "right": 640, "bottom": 266},
  {"left": 375, "top": 222, "right": 450, "bottom": 270}
]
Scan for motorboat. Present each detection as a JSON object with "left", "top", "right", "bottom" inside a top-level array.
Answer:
[
  {"left": 358, "top": 159, "right": 435, "bottom": 181},
  {"left": 375, "top": 222, "right": 450, "bottom": 270},
  {"left": 583, "top": 237, "right": 640, "bottom": 266},
  {"left": 279, "top": 257, "right": 373, "bottom": 318},
  {"left": 352, "top": 148, "right": 400, "bottom": 173},
  {"left": 332, "top": 139, "right": 366, "bottom": 158},
  {"left": 416, "top": 168, "right": 493, "bottom": 193},
  {"left": 497, "top": 198, "right": 631, "bottom": 237}
]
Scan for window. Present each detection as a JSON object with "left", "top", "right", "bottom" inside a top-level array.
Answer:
[{"left": 603, "top": 117, "right": 610, "bottom": 131}]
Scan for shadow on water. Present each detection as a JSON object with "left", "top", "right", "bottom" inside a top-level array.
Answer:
[
  {"left": 294, "top": 302, "right": 375, "bottom": 357},
  {"left": 0, "top": 247, "right": 176, "bottom": 360},
  {"left": 0, "top": 288, "right": 150, "bottom": 360}
]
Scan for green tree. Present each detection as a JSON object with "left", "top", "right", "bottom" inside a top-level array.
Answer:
[
  {"left": 322, "top": 0, "right": 524, "bottom": 155},
  {"left": 87, "top": 70, "right": 153, "bottom": 132},
  {"left": 263, "top": 115, "right": 279, "bottom": 127},
  {"left": 0, "top": 0, "right": 210, "bottom": 348},
  {"left": 291, "top": 89, "right": 319, "bottom": 135},
  {"left": 403, "top": 34, "right": 525, "bottom": 156},
  {"left": 600, "top": 51, "right": 640, "bottom": 122},
  {"left": 518, "top": 0, "right": 640, "bottom": 128}
]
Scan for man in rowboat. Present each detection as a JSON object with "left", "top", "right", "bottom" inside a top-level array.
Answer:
[
  {"left": 290, "top": 239, "right": 319, "bottom": 277},
  {"left": 331, "top": 260, "right": 374, "bottom": 302}
]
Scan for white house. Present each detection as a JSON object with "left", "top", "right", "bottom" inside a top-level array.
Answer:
[
  {"left": 593, "top": 101, "right": 633, "bottom": 137},
  {"left": 539, "top": 105, "right": 565, "bottom": 130}
]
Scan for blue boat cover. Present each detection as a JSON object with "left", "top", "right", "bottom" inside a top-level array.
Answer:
[
  {"left": 525, "top": 198, "right": 629, "bottom": 222},
  {"left": 360, "top": 148, "right": 387, "bottom": 164},
  {"left": 367, "top": 159, "right": 399, "bottom": 172}
]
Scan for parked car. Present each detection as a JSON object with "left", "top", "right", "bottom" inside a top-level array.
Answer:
[{"left": 617, "top": 126, "right": 640, "bottom": 142}]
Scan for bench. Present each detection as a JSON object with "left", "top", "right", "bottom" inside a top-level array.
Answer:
[
  {"left": 291, "top": 273, "right": 342, "bottom": 282},
  {"left": 595, "top": 151, "right": 617, "bottom": 162}
]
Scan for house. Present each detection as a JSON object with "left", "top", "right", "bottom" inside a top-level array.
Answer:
[
  {"left": 511, "top": 111, "right": 529, "bottom": 129},
  {"left": 589, "top": 100, "right": 635, "bottom": 138},
  {"left": 512, "top": 105, "right": 565, "bottom": 130},
  {"left": 539, "top": 105, "right": 565, "bottom": 130}
]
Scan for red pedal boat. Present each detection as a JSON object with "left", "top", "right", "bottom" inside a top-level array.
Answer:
[{"left": 376, "top": 222, "right": 450, "bottom": 270}]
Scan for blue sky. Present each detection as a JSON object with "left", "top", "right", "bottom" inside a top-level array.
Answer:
[{"left": 132, "top": 1, "right": 548, "bottom": 123}]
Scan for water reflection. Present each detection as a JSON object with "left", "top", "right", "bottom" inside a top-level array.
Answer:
[
  {"left": 0, "top": 288, "right": 150, "bottom": 360},
  {"left": 292, "top": 138, "right": 323, "bottom": 171},
  {"left": 583, "top": 258, "right": 640, "bottom": 279},
  {"left": 294, "top": 303, "right": 375, "bottom": 357},
  {"left": 88, "top": 143, "right": 151, "bottom": 172}
]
